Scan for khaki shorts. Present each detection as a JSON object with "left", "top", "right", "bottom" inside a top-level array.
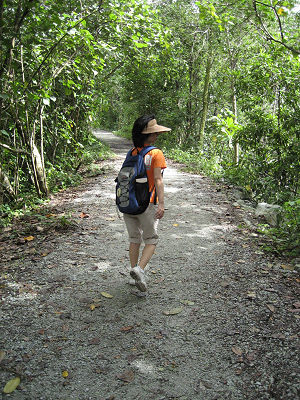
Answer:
[{"left": 123, "top": 204, "right": 159, "bottom": 245}]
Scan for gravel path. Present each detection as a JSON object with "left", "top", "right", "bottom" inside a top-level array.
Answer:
[{"left": 0, "top": 130, "right": 299, "bottom": 399}]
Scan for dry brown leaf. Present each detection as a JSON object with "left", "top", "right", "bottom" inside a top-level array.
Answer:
[
  {"left": 120, "top": 326, "right": 134, "bottom": 332},
  {"left": 24, "top": 236, "right": 34, "bottom": 241},
  {"left": 232, "top": 346, "right": 243, "bottom": 356},
  {"left": 89, "top": 337, "right": 100, "bottom": 345},
  {"left": 220, "top": 280, "right": 230, "bottom": 288},
  {"left": 80, "top": 212, "right": 89, "bottom": 219},
  {"left": 117, "top": 369, "right": 135, "bottom": 383},
  {"left": 246, "top": 351, "right": 257, "bottom": 361},
  {"left": 281, "top": 264, "right": 294, "bottom": 271},
  {"left": 267, "top": 304, "right": 275, "bottom": 312},
  {"left": 0, "top": 350, "right": 5, "bottom": 363}
]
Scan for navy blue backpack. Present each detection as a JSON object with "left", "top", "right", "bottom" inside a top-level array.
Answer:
[{"left": 115, "top": 146, "right": 156, "bottom": 215}]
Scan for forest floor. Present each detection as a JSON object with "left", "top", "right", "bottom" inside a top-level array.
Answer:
[{"left": 0, "top": 131, "right": 299, "bottom": 400}]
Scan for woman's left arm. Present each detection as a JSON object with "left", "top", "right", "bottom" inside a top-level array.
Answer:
[{"left": 154, "top": 167, "right": 164, "bottom": 219}]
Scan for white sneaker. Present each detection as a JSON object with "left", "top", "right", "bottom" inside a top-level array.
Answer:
[{"left": 130, "top": 266, "right": 147, "bottom": 292}]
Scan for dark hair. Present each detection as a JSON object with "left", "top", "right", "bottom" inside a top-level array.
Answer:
[{"left": 132, "top": 114, "right": 155, "bottom": 147}]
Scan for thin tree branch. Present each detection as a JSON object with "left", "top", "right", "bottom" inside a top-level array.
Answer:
[
  {"left": 0, "top": 142, "right": 30, "bottom": 155},
  {"left": 271, "top": 4, "right": 284, "bottom": 42},
  {"left": 252, "top": 0, "right": 300, "bottom": 54},
  {"left": 102, "top": 61, "right": 124, "bottom": 81}
]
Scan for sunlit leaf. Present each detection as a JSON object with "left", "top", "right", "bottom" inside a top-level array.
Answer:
[
  {"left": 163, "top": 307, "right": 183, "bottom": 315},
  {"left": 246, "top": 291, "right": 256, "bottom": 299},
  {"left": 24, "top": 236, "right": 34, "bottom": 241},
  {"left": 180, "top": 299, "right": 195, "bottom": 306},
  {"left": 3, "top": 377, "right": 20, "bottom": 393},
  {"left": 100, "top": 292, "right": 113, "bottom": 299},
  {"left": 277, "top": 7, "right": 285, "bottom": 15},
  {"left": 62, "top": 370, "right": 69, "bottom": 378}
]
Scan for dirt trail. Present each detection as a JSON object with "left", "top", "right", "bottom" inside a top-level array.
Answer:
[{"left": 0, "top": 131, "right": 299, "bottom": 400}]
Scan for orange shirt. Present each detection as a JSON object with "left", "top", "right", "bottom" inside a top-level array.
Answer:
[{"left": 133, "top": 147, "right": 167, "bottom": 203}]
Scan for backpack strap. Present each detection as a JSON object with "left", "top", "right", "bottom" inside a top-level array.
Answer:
[{"left": 138, "top": 145, "right": 156, "bottom": 157}]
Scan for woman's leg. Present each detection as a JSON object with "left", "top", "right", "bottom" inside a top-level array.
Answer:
[{"left": 129, "top": 242, "right": 141, "bottom": 267}]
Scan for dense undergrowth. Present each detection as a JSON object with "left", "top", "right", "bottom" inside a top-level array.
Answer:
[{"left": 0, "top": 135, "right": 112, "bottom": 227}]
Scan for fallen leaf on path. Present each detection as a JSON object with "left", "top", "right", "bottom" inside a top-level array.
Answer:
[
  {"left": 80, "top": 212, "right": 89, "bottom": 219},
  {"left": 267, "top": 304, "right": 275, "bottom": 312},
  {"left": 271, "top": 333, "right": 285, "bottom": 339},
  {"left": 90, "top": 303, "right": 101, "bottom": 311},
  {"left": 173, "top": 223, "right": 179, "bottom": 227},
  {"left": 154, "top": 277, "right": 165, "bottom": 284},
  {"left": 246, "top": 291, "right": 256, "bottom": 299},
  {"left": 163, "top": 307, "right": 183, "bottom": 315},
  {"left": 62, "top": 370, "right": 69, "bottom": 378},
  {"left": 180, "top": 300, "right": 195, "bottom": 306},
  {"left": 281, "top": 264, "right": 294, "bottom": 271},
  {"left": 232, "top": 346, "right": 243, "bottom": 356},
  {"left": 0, "top": 350, "right": 5, "bottom": 363},
  {"left": 220, "top": 280, "right": 230, "bottom": 288},
  {"left": 24, "top": 236, "right": 34, "bottom": 241},
  {"left": 89, "top": 337, "right": 100, "bottom": 345},
  {"left": 3, "top": 377, "right": 20, "bottom": 393},
  {"left": 100, "top": 292, "right": 113, "bottom": 299},
  {"left": 120, "top": 326, "right": 134, "bottom": 332},
  {"left": 246, "top": 351, "right": 257, "bottom": 361},
  {"left": 117, "top": 369, "right": 135, "bottom": 383}
]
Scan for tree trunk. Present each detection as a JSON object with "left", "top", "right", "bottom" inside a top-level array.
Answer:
[
  {"left": 0, "top": 164, "right": 15, "bottom": 200},
  {"left": 31, "top": 143, "right": 48, "bottom": 197},
  {"left": 199, "top": 47, "right": 213, "bottom": 149},
  {"left": 232, "top": 83, "right": 239, "bottom": 165}
]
